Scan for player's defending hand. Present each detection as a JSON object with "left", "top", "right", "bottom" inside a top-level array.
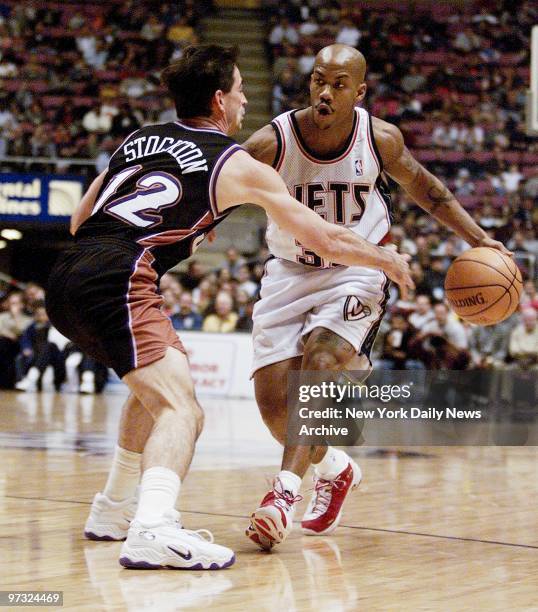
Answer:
[
  {"left": 474, "top": 236, "right": 513, "bottom": 257},
  {"left": 382, "top": 249, "right": 414, "bottom": 300}
]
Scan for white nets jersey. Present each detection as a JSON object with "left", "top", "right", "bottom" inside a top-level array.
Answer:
[{"left": 266, "top": 106, "right": 393, "bottom": 268}]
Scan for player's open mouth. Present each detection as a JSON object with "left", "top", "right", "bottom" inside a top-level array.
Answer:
[{"left": 316, "top": 104, "right": 332, "bottom": 116}]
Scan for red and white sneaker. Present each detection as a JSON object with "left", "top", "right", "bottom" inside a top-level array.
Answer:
[
  {"left": 247, "top": 479, "right": 302, "bottom": 550},
  {"left": 301, "top": 461, "right": 361, "bottom": 535},
  {"left": 245, "top": 523, "right": 273, "bottom": 551}
]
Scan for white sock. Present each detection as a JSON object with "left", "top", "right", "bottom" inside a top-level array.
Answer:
[
  {"left": 313, "top": 447, "right": 349, "bottom": 480},
  {"left": 102, "top": 446, "right": 141, "bottom": 502},
  {"left": 276, "top": 470, "right": 302, "bottom": 498},
  {"left": 135, "top": 466, "right": 180, "bottom": 524}
]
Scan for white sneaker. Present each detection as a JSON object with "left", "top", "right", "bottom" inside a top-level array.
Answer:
[
  {"left": 84, "top": 492, "right": 137, "bottom": 541},
  {"left": 79, "top": 371, "right": 95, "bottom": 394},
  {"left": 15, "top": 367, "right": 40, "bottom": 392},
  {"left": 41, "top": 366, "right": 54, "bottom": 391},
  {"left": 119, "top": 509, "right": 235, "bottom": 570}
]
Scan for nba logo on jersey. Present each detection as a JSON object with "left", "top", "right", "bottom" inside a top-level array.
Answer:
[
  {"left": 354, "top": 159, "right": 364, "bottom": 176},
  {"left": 344, "top": 296, "right": 371, "bottom": 321}
]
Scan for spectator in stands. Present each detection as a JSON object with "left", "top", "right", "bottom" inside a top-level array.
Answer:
[
  {"left": 191, "top": 277, "right": 215, "bottom": 315},
  {"left": 378, "top": 313, "right": 422, "bottom": 370},
  {"left": 111, "top": 102, "right": 141, "bottom": 137},
  {"left": 161, "top": 287, "right": 180, "bottom": 318},
  {"left": 272, "top": 67, "right": 302, "bottom": 114},
  {"left": 202, "top": 291, "right": 238, "bottom": 333},
  {"left": 223, "top": 247, "right": 246, "bottom": 279},
  {"left": 23, "top": 283, "right": 45, "bottom": 315},
  {"left": 141, "top": 15, "right": 165, "bottom": 41},
  {"left": 520, "top": 280, "right": 538, "bottom": 311},
  {"left": 297, "top": 45, "right": 316, "bottom": 76},
  {"left": 82, "top": 103, "right": 115, "bottom": 134},
  {"left": 409, "top": 261, "right": 432, "bottom": 296},
  {"left": 269, "top": 18, "right": 299, "bottom": 49},
  {"left": 423, "top": 257, "right": 446, "bottom": 301},
  {"left": 431, "top": 115, "right": 453, "bottom": 149},
  {"left": 501, "top": 163, "right": 524, "bottom": 194},
  {"left": 236, "top": 265, "right": 258, "bottom": 298},
  {"left": 468, "top": 321, "right": 510, "bottom": 368},
  {"left": 408, "top": 294, "right": 435, "bottom": 330},
  {"left": 180, "top": 260, "right": 206, "bottom": 290},
  {"left": 236, "top": 297, "right": 256, "bottom": 332},
  {"left": 158, "top": 97, "right": 178, "bottom": 123},
  {"left": 454, "top": 168, "right": 476, "bottom": 197},
  {"left": 390, "top": 225, "right": 417, "bottom": 256},
  {"left": 508, "top": 308, "right": 538, "bottom": 369},
  {"left": 335, "top": 18, "right": 361, "bottom": 47},
  {"left": 401, "top": 65, "right": 426, "bottom": 94},
  {"left": 0, "top": 292, "right": 32, "bottom": 388},
  {"left": 298, "top": 16, "right": 319, "bottom": 38},
  {"left": 453, "top": 26, "right": 482, "bottom": 54},
  {"left": 507, "top": 230, "right": 530, "bottom": 253},
  {"left": 14, "top": 303, "right": 64, "bottom": 392},
  {"left": 421, "top": 302, "right": 468, "bottom": 349},
  {"left": 522, "top": 167, "right": 538, "bottom": 199},
  {"left": 410, "top": 330, "right": 470, "bottom": 370},
  {"left": 171, "top": 292, "right": 203, "bottom": 331},
  {"left": 160, "top": 272, "right": 183, "bottom": 301},
  {"left": 167, "top": 17, "right": 197, "bottom": 45}
]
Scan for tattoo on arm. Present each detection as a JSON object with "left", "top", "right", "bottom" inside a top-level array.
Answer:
[{"left": 426, "top": 184, "right": 453, "bottom": 213}]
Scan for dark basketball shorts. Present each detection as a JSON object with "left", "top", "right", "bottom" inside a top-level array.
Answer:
[{"left": 46, "top": 237, "right": 185, "bottom": 379}]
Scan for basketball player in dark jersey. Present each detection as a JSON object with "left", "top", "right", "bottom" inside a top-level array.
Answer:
[{"left": 46, "top": 45, "right": 413, "bottom": 570}]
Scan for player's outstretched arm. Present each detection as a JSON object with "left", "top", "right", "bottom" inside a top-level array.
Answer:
[
  {"left": 372, "top": 117, "right": 512, "bottom": 256},
  {"left": 216, "top": 150, "right": 414, "bottom": 297},
  {"left": 70, "top": 170, "right": 107, "bottom": 235}
]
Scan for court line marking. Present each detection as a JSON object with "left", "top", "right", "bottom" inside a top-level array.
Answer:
[{"left": 4, "top": 494, "right": 538, "bottom": 550}]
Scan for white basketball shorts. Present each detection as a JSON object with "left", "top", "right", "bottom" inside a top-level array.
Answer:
[{"left": 251, "top": 257, "right": 390, "bottom": 375}]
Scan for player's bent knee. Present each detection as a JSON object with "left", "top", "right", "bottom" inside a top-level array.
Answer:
[{"left": 302, "top": 349, "right": 341, "bottom": 370}]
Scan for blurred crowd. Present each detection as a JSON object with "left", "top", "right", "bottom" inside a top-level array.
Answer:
[
  {"left": 0, "top": 0, "right": 212, "bottom": 175},
  {"left": 1, "top": 247, "right": 537, "bottom": 393}
]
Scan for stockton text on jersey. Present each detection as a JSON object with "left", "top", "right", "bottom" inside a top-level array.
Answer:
[{"left": 75, "top": 121, "right": 242, "bottom": 276}]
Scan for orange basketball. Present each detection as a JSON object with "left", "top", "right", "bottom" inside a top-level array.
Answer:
[{"left": 444, "top": 247, "right": 522, "bottom": 326}]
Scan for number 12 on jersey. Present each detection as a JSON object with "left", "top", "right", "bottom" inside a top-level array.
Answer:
[{"left": 91, "top": 165, "right": 183, "bottom": 228}]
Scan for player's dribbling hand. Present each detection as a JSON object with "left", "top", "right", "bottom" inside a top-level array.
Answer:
[
  {"left": 383, "top": 250, "right": 415, "bottom": 301},
  {"left": 475, "top": 237, "right": 513, "bottom": 257}
]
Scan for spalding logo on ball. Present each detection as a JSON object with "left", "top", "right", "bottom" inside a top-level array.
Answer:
[{"left": 444, "top": 247, "right": 522, "bottom": 326}]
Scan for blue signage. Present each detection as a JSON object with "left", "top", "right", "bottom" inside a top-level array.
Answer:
[{"left": 0, "top": 173, "right": 86, "bottom": 223}]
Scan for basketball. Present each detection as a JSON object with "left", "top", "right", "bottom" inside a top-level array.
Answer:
[{"left": 444, "top": 247, "right": 523, "bottom": 325}]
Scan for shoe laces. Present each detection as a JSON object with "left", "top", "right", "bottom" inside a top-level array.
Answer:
[
  {"left": 272, "top": 477, "right": 303, "bottom": 509},
  {"left": 163, "top": 510, "right": 215, "bottom": 543},
  {"left": 182, "top": 528, "right": 215, "bottom": 543},
  {"left": 309, "top": 476, "right": 345, "bottom": 516}
]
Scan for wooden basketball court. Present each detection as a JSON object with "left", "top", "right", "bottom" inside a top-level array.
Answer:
[{"left": 1, "top": 390, "right": 537, "bottom": 611}]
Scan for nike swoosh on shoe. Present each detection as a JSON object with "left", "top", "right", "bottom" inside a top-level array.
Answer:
[{"left": 168, "top": 546, "right": 192, "bottom": 560}]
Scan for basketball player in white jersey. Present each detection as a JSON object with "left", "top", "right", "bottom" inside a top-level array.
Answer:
[{"left": 243, "top": 44, "right": 511, "bottom": 550}]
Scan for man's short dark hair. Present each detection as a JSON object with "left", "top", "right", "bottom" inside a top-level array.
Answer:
[{"left": 161, "top": 45, "right": 239, "bottom": 119}]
